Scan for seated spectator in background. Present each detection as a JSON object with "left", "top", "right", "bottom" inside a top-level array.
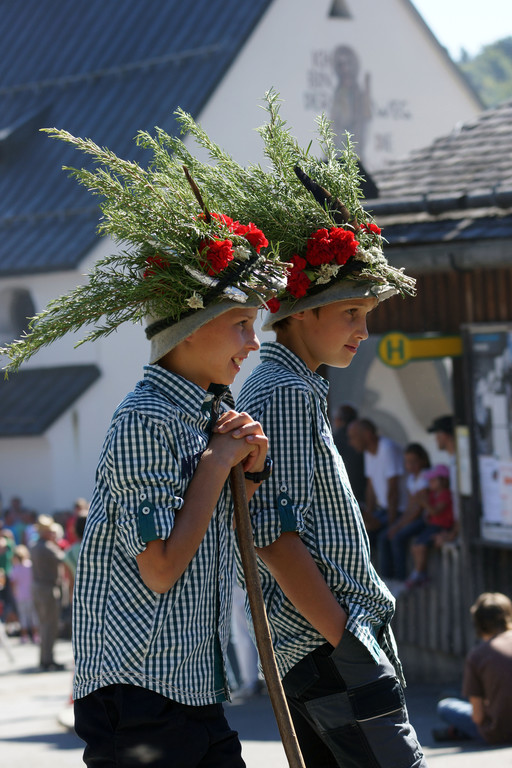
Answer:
[
  {"left": 348, "top": 418, "right": 407, "bottom": 579},
  {"left": 406, "top": 464, "right": 454, "bottom": 589},
  {"left": 386, "top": 443, "right": 431, "bottom": 583},
  {"left": 10, "top": 544, "right": 37, "bottom": 643},
  {"left": 427, "top": 414, "right": 460, "bottom": 537},
  {"left": 333, "top": 404, "right": 366, "bottom": 505},
  {"left": 435, "top": 592, "right": 512, "bottom": 744}
]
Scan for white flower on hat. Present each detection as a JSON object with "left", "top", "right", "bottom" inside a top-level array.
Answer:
[
  {"left": 316, "top": 263, "right": 341, "bottom": 285},
  {"left": 186, "top": 292, "right": 204, "bottom": 309}
]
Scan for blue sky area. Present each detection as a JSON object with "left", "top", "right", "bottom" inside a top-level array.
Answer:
[{"left": 411, "top": 0, "right": 512, "bottom": 59}]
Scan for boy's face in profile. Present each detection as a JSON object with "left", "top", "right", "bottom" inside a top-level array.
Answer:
[
  {"left": 285, "top": 297, "right": 378, "bottom": 371},
  {"left": 174, "top": 307, "right": 260, "bottom": 389}
]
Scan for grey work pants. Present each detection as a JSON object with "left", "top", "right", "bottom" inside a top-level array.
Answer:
[
  {"left": 282, "top": 631, "right": 427, "bottom": 768},
  {"left": 32, "top": 583, "right": 60, "bottom": 666}
]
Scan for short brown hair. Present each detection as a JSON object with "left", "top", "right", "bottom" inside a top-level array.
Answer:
[
  {"left": 471, "top": 592, "right": 512, "bottom": 636},
  {"left": 271, "top": 306, "right": 321, "bottom": 332}
]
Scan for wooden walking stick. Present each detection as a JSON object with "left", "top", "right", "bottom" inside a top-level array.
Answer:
[{"left": 230, "top": 464, "right": 306, "bottom": 768}]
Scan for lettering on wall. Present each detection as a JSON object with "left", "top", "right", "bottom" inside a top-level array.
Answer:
[{"left": 304, "top": 46, "right": 413, "bottom": 163}]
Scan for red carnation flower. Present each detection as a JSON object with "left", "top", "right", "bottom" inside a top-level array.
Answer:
[
  {"left": 306, "top": 228, "right": 335, "bottom": 265},
  {"left": 328, "top": 227, "right": 359, "bottom": 266},
  {"left": 266, "top": 297, "right": 281, "bottom": 313},
  {"left": 210, "top": 211, "right": 235, "bottom": 229},
  {"left": 143, "top": 253, "right": 167, "bottom": 278},
  {"left": 234, "top": 222, "right": 268, "bottom": 253},
  {"left": 200, "top": 238, "right": 234, "bottom": 275},
  {"left": 360, "top": 222, "right": 382, "bottom": 235},
  {"left": 286, "top": 254, "right": 311, "bottom": 298}
]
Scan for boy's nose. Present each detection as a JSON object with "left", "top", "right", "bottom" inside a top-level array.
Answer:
[
  {"left": 357, "top": 319, "right": 369, "bottom": 341},
  {"left": 247, "top": 332, "right": 260, "bottom": 351}
]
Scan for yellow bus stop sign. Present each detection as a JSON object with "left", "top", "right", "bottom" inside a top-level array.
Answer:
[{"left": 378, "top": 332, "right": 462, "bottom": 368}]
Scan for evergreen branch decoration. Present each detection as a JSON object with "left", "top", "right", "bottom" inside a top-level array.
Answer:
[{"left": 0, "top": 89, "right": 414, "bottom": 376}]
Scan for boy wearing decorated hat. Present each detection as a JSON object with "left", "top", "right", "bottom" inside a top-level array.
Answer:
[
  {"left": 1, "top": 118, "right": 286, "bottom": 767},
  {"left": 236, "top": 93, "right": 427, "bottom": 767}
]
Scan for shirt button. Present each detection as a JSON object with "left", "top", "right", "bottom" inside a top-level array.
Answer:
[
  {"left": 280, "top": 498, "right": 288, "bottom": 507},
  {"left": 142, "top": 506, "right": 151, "bottom": 515},
  {"left": 279, "top": 484, "right": 287, "bottom": 493},
  {"left": 140, "top": 493, "right": 146, "bottom": 500}
]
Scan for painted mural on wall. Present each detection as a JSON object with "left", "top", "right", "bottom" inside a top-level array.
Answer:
[{"left": 303, "top": 45, "right": 412, "bottom": 166}]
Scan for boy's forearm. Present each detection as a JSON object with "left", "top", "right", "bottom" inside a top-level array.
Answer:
[
  {"left": 137, "top": 450, "right": 230, "bottom": 593},
  {"left": 256, "top": 531, "right": 347, "bottom": 648}
]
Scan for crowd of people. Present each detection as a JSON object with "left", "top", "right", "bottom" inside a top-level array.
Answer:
[
  {"left": 0, "top": 496, "right": 88, "bottom": 670},
  {"left": 0, "top": 493, "right": 262, "bottom": 696},
  {"left": 333, "top": 407, "right": 458, "bottom": 597}
]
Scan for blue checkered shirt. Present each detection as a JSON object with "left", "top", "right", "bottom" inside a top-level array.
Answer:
[
  {"left": 73, "top": 365, "right": 235, "bottom": 705},
  {"left": 236, "top": 342, "right": 403, "bottom": 682}
]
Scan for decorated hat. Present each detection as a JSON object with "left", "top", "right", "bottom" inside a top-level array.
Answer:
[
  {"left": 0, "top": 113, "right": 287, "bottom": 373},
  {"left": 232, "top": 91, "right": 416, "bottom": 331}
]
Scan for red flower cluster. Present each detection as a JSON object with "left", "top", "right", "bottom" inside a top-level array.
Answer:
[
  {"left": 281, "top": 226, "right": 359, "bottom": 302},
  {"left": 306, "top": 227, "right": 358, "bottom": 266},
  {"left": 200, "top": 212, "right": 268, "bottom": 276},
  {"left": 286, "top": 254, "right": 311, "bottom": 298},
  {"left": 143, "top": 253, "right": 167, "bottom": 278},
  {"left": 201, "top": 238, "right": 234, "bottom": 276},
  {"left": 359, "top": 222, "right": 381, "bottom": 235}
]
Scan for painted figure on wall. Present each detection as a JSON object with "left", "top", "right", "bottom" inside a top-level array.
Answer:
[{"left": 330, "top": 45, "right": 372, "bottom": 161}]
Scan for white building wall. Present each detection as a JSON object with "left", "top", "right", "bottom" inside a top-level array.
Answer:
[
  {"left": 193, "top": 0, "right": 480, "bottom": 171},
  {"left": 0, "top": 0, "right": 483, "bottom": 513},
  {"left": 0, "top": 237, "right": 148, "bottom": 515}
]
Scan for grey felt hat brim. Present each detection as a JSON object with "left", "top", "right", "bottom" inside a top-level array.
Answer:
[
  {"left": 261, "top": 280, "right": 397, "bottom": 332},
  {"left": 147, "top": 297, "right": 262, "bottom": 364}
]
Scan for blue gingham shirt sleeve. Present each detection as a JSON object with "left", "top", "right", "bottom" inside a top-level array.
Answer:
[
  {"left": 108, "top": 411, "right": 184, "bottom": 559},
  {"left": 248, "top": 386, "right": 314, "bottom": 548}
]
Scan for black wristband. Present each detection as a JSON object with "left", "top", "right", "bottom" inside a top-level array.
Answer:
[{"left": 244, "top": 456, "right": 273, "bottom": 483}]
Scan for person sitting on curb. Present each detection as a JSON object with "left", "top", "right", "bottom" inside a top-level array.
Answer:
[{"left": 435, "top": 592, "right": 512, "bottom": 744}]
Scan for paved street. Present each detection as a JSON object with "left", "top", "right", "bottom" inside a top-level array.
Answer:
[{"left": 1, "top": 636, "right": 512, "bottom": 767}]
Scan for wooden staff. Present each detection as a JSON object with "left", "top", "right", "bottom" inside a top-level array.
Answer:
[{"left": 230, "top": 464, "right": 306, "bottom": 768}]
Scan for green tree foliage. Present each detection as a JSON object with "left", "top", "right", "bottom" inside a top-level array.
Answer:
[{"left": 459, "top": 37, "right": 512, "bottom": 107}]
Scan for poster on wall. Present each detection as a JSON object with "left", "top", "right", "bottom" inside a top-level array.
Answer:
[{"left": 466, "top": 325, "right": 512, "bottom": 543}]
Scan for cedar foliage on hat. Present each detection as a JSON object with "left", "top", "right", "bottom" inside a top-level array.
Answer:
[
  {"left": 190, "top": 88, "right": 415, "bottom": 315},
  {"left": 0, "top": 103, "right": 288, "bottom": 375}
]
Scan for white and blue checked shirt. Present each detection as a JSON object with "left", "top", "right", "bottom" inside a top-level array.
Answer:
[
  {"left": 236, "top": 342, "right": 403, "bottom": 681},
  {"left": 73, "top": 365, "right": 235, "bottom": 706}
]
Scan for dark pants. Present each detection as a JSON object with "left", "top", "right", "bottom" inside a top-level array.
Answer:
[
  {"left": 74, "top": 684, "right": 245, "bottom": 768},
  {"left": 282, "top": 631, "right": 427, "bottom": 768}
]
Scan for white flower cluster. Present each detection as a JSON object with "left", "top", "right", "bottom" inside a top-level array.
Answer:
[
  {"left": 316, "top": 263, "right": 341, "bottom": 285},
  {"left": 185, "top": 292, "right": 204, "bottom": 309}
]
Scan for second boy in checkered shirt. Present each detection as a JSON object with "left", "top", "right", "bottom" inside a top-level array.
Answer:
[{"left": 236, "top": 101, "right": 427, "bottom": 768}]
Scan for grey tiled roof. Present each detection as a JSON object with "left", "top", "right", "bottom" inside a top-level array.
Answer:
[
  {"left": 366, "top": 100, "right": 512, "bottom": 249},
  {"left": 0, "top": 0, "right": 273, "bottom": 277},
  {"left": 371, "top": 100, "right": 512, "bottom": 203},
  {"left": 0, "top": 365, "right": 101, "bottom": 436}
]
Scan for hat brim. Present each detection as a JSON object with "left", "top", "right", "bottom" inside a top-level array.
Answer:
[
  {"left": 261, "top": 280, "right": 397, "bottom": 332},
  {"left": 147, "top": 298, "right": 262, "bottom": 364}
]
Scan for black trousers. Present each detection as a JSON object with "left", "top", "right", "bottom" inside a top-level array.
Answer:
[
  {"left": 282, "top": 631, "right": 427, "bottom": 768},
  {"left": 74, "top": 684, "right": 245, "bottom": 768}
]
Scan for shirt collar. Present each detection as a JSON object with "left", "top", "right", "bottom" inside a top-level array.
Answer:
[
  {"left": 142, "top": 365, "right": 231, "bottom": 422},
  {"left": 260, "top": 341, "right": 329, "bottom": 398}
]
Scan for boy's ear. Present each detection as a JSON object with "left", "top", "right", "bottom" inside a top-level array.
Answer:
[{"left": 290, "top": 311, "right": 306, "bottom": 321}]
